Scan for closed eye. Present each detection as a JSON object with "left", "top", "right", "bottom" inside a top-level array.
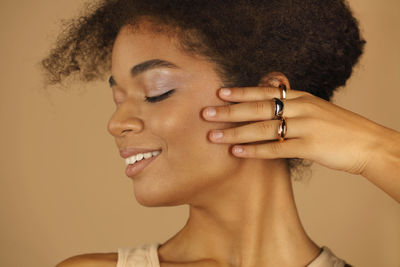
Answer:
[{"left": 145, "top": 89, "right": 176, "bottom": 103}]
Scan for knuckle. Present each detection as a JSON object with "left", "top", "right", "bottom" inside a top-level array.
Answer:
[
  {"left": 301, "top": 91, "right": 314, "bottom": 98},
  {"left": 238, "top": 88, "right": 246, "bottom": 99},
  {"left": 298, "top": 95, "right": 320, "bottom": 114},
  {"left": 222, "top": 104, "right": 232, "bottom": 116},
  {"left": 299, "top": 92, "right": 315, "bottom": 102},
  {"left": 261, "top": 86, "right": 276, "bottom": 97},
  {"left": 252, "top": 145, "right": 259, "bottom": 157},
  {"left": 254, "top": 101, "right": 269, "bottom": 114},
  {"left": 269, "top": 141, "right": 283, "bottom": 155},
  {"left": 258, "top": 121, "right": 274, "bottom": 133},
  {"left": 230, "top": 127, "right": 240, "bottom": 139}
]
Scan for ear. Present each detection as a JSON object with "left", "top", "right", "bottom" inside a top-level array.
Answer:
[{"left": 258, "top": 71, "right": 291, "bottom": 90}]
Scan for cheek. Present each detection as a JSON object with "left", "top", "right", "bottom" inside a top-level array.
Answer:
[
  {"left": 148, "top": 100, "right": 239, "bottom": 181},
  {"left": 150, "top": 101, "right": 209, "bottom": 157}
]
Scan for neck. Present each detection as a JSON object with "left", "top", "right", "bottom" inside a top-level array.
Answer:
[{"left": 158, "top": 158, "right": 320, "bottom": 267}]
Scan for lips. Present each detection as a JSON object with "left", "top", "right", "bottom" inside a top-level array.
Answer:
[{"left": 119, "top": 147, "right": 162, "bottom": 159}]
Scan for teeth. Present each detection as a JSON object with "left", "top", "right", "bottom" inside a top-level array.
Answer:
[
  {"left": 152, "top": 151, "right": 161, "bottom": 156},
  {"left": 125, "top": 156, "right": 136, "bottom": 165},
  {"left": 143, "top": 152, "right": 152, "bottom": 159},
  {"left": 125, "top": 150, "right": 161, "bottom": 166},
  {"left": 136, "top": 153, "right": 144, "bottom": 161}
]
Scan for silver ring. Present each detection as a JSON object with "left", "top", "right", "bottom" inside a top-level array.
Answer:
[
  {"left": 279, "top": 84, "right": 287, "bottom": 100},
  {"left": 273, "top": 97, "right": 284, "bottom": 119}
]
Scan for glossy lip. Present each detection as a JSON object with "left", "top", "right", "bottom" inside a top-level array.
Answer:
[{"left": 120, "top": 147, "right": 162, "bottom": 159}]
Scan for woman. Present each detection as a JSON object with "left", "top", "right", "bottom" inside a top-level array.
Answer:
[{"left": 41, "top": 0, "right": 400, "bottom": 266}]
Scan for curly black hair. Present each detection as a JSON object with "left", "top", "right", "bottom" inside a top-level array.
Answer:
[{"left": 40, "top": 0, "right": 366, "bottom": 181}]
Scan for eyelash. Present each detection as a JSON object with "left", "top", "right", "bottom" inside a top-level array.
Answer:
[{"left": 145, "top": 89, "right": 175, "bottom": 103}]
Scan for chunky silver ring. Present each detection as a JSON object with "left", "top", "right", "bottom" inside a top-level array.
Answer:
[
  {"left": 273, "top": 97, "right": 284, "bottom": 119},
  {"left": 279, "top": 84, "right": 287, "bottom": 100},
  {"left": 278, "top": 116, "right": 287, "bottom": 142}
]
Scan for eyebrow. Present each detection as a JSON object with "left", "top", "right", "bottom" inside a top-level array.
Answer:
[{"left": 108, "top": 59, "right": 180, "bottom": 87}]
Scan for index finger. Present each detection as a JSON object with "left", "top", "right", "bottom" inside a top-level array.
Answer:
[{"left": 218, "top": 86, "right": 305, "bottom": 102}]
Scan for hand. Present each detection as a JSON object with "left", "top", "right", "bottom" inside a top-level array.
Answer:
[{"left": 202, "top": 83, "right": 387, "bottom": 176}]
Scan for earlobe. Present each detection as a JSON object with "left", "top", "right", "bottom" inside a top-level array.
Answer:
[{"left": 258, "top": 71, "right": 291, "bottom": 90}]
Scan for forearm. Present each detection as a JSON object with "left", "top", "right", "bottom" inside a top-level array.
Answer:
[{"left": 361, "top": 126, "right": 400, "bottom": 203}]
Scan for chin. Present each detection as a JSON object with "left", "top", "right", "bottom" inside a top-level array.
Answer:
[{"left": 132, "top": 182, "right": 192, "bottom": 207}]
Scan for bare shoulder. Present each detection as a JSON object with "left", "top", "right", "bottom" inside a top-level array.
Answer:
[{"left": 55, "top": 252, "right": 118, "bottom": 267}]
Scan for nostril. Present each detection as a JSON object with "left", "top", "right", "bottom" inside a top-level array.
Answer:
[{"left": 121, "top": 129, "right": 132, "bottom": 135}]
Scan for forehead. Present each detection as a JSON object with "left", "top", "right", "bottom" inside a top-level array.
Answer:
[
  {"left": 111, "top": 23, "right": 220, "bottom": 82},
  {"left": 112, "top": 23, "right": 180, "bottom": 59}
]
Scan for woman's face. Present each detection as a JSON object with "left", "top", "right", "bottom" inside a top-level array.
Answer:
[{"left": 107, "top": 22, "right": 244, "bottom": 207}]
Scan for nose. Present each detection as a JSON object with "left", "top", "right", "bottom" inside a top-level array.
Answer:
[{"left": 107, "top": 110, "right": 144, "bottom": 137}]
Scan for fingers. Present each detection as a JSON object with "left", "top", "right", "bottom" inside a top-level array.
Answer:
[
  {"left": 231, "top": 137, "right": 311, "bottom": 159},
  {"left": 203, "top": 98, "right": 306, "bottom": 122},
  {"left": 217, "top": 86, "right": 305, "bottom": 102},
  {"left": 202, "top": 85, "right": 318, "bottom": 160},
  {"left": 208, "top": 116, "right": 311, "bottom": 144}
]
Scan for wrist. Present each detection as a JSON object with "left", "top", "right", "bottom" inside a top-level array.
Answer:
[{"left": 361, "top": 125, "right": 400, "bottom": 202}]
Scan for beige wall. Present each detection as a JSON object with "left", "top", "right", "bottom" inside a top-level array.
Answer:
[{"left": 0, "top": 0, "right": 399, "bottom": 266}]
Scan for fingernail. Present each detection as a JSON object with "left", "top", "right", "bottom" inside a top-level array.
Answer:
[
  {"left": 205, "top": 107, "right": 216, "bottom": 117},
  {"left": 233, "top": 146, "right": 243, "bottom": 153},
  {"left": 220, "top": 88, "right": 231, "bottom": 96},
  {"left": 211, "top": 130, "right": 223, "bottom": 139}
]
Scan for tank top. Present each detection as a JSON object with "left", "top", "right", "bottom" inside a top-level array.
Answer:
[{"left": 116, "top": 243, "right": 352, "bottom": 267}]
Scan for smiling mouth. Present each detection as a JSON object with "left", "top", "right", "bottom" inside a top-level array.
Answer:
[
  {"left": 124, "top": 150, "right": 162, "bottom": 166},
  {"left": 125, "top": 151, "right": 162, "bottom": 177}
]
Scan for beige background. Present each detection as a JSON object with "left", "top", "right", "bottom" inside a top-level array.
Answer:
[{"left": 0, "top": 0, "right": 399, "bottom": 266}]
